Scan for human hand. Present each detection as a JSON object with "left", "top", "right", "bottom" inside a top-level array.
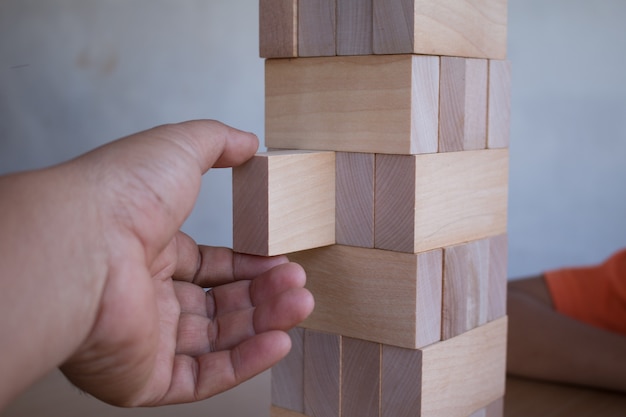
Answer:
[{"left": 53, "top": 121, "right": 314, "bottom": 406}]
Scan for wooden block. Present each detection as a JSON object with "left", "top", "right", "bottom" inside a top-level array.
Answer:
[
  {"left": 487, "top": 60, "right": 512, "bottom": 149},
  {"left": 381, "top": 317, "right": 507, "bottom": 417},
  {"left": 271, "top": 406, "right": 309, "bottom": 417},
  {"left": 265, "top": 55, "right": 439, "bottom": 155},
  {"left": 271, "top": 327, "right": 305, "bottom": 413},
  {"left": 260, "top": 0, "right": 298, "bottom": 58},
  {"left": 375, "top": 149, "right": 509, "bottom": 253},
  {"left": 442, "top": 239, "right": 490, "bottom": 340},
  {"left": 341, "top": 337, "right": 381, "bottom": 417},
  {"left": 298, "top": 0, "right": 336, "bottom": 57},
  {"left": 232, "top": 150, "right": 335, "bottom": 256},
  {"left": 336, "top": 152, "right": 375, "bottom": 248},
  {"left": 487, "top": 234, "right": 508, "bottom": 322},
  {"left": 439, "top": 57, "right": 488, "bottom": 152},
  {"left": 372, "top": 0, "right": 507, "bottom": 59},
  {"left": 337, "top": 0, "right": 373, "bottom": 55},
  {"left": 304, "top": 330, "right": 341, "bottom": 417},
  {"left": 291, "top": 245, "right": 442, "bottom": 349}
]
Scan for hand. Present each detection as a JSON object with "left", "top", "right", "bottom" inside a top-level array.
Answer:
[{"left": 11, "top": 120, "right": 313, "bottom": 406}]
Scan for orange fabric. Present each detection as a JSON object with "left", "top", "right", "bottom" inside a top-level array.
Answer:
[{"left": 544, "top": 249, "right": 626, "bottom": 336}]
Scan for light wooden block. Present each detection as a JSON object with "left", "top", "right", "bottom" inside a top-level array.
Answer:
[
  {"left": 372, "top": 0, "right": 507, "bottom": 59},
  {"left": 290, "top": 245, "right": 442, "bottom": 349},
  {"left": 381, "top": 317, "right": 507, "bottom": 417},
  {"left": 260, "top": 0, "right": 298, "bottom": 58},
  {"left": 271, "top": 406, "right": 309, "bottom": 417},
  {"left": 487, "top": 234, "right": 508, "bottom": 322},
  {"left": 337, "top": 0, "right": 373, "bottom": 55},
  {"left": 375, "top": 149, "right": 509, "bottom": 253},
  {"left": 298, "top": 0, "right": 336, "bottom": 57},
  {"left": 271, "top": 327, "right": 305, "bottom": 413},
  {"left": 341, "top": 337, "right": 381, "bottom": 417},
  {"left": 265, "top": 55, "right": 439, "bottom": 155},
  {"left": 336, "top": 152, "right": 375, "bottom": 248},
  {"left": 487, "top": 60, "right": 512, "bottom": 149},
  {"left": 439, "top": 57, "right": 488, "bottom": 152},
  {"left": 304, "top": 330, "right": 341, "bottom": 417},
  {"left": 232, "top": 150, "right": 335, "bottom": 256},
  {"left": 442, "top": 239, "right": 490, "bottom": 340}
]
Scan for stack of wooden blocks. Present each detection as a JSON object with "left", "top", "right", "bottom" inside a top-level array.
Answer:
[{"left": 233, "top": 1, "right": 511, "bottom": 416}]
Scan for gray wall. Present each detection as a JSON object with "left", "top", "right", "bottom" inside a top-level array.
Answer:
[{"left": 1, "top": 0, "right": 626, "bottom": 415}]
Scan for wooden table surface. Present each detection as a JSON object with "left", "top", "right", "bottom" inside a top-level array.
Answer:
[
  {"left": 3, "top": 371, "right": 625, "bottom": 416},
  {"left": 504, "top": 376, "right": 626, "bottom": 417}
]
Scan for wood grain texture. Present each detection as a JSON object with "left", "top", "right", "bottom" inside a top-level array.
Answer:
[
  {"left": 375, "top": 149, "right": 509, "bottom": 253},
  {"left": 298, "top": 0, "right": 336, "bottom": 57},
  {"left": 304, "top": 330, "right": 341, "bottom": 417},
  {"left": 420, "top": 317, "right": 507, "bottom": 417},
  {"left": 442, "top": 239, "right": 490, "bottom": 340},
  {"left": 439, "top": 57, "right": 488, "bottom": 152},
  {"left": 337, "top": 0, "right": 373, "bottom": 55},
  {"left": 336, "top": 152, "right": 374, "bottom": 248},
  {"left": 291, "top": 245, "right": 442, "bottom": 349},
  {"left": 271, "top": 327, "right": 305, "bottom": 412},
  {"left": 487, "top": 234, "right": 508, "bottom": 322},
  {"left": 260, "top": 0, "right": 298, "bottom": 58},
  {"left": 373, "top": 0, "right": 507, "bottom": 59},
  {"left": 341, "top": 337, "right": 381, "bottom": 417},
  {"left": 381, "top": 343, "right": 422, "bottom": 417},
  {"left": 265, "top": 55, "right": 439, "bottom": 155},
  {"left": 270, "top": 406, "right": 309, "bottom": 417},
  {"left": 487, "top": 60, "right": 512, "bottom": 149},
  {"left": 233, "top": 150, "right": 335, "bottom": 256}
]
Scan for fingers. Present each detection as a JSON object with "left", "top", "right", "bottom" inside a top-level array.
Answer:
[
  {"left": 160, "top": 331, "right": 290, "bottom": 404},
  {"left": 174, "top": 260, "right": 311, "bottom": 357},
  {"left": 171, "top": 233, "right": 290, "bottom": 287},
  {"left": 148, "top": 120, "right": 259, "bottom": 172}
]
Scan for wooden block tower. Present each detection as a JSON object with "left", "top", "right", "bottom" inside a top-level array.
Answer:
[{"left": 235, "top": 1, "right": 511, "bottom": 416}]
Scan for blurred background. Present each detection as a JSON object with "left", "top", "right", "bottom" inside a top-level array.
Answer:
[{"left": 1, "top": 0, "right": 625, "bottom": 415}]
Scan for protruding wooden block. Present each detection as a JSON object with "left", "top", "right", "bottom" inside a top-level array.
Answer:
[
  {"left": 487, "top": 60, "right": 512, "bottom": 149},
  {"left": 381, "top": 317, "right": 507, "bottom": 417},
  {"left": 372, "top": 0, "right": 507, "bottom": 59},
  {"left": 271, "top": 327, "right": 305, "bottom": 413},
  {"left": 265, "top": 55, "right": 439, "bottom": 155},
  {"left": 271, "top": 406, "right": 308, "bottom": 417},
  {"left": 375, "top": 149, "right": 509, "bottom": 253},
  {"left": 304, "top": 330, "right": 341, "bottom": 417},
  {"left": 439, "top": 57, "right": 488, "bottom": 152},
  {"left": 291, "top": 245, "right": 442, "bottom": 349},
  {"left": 442, "top": 239, "right": 490, "bottom": 340},
  {"left": 336, "top": 152, "right": 375, "bottom": 248},
  {"left": 337, "top": 0, "right": 373, "bottom": 55},
  {"left": 298, "top": 0, "right": 336, "bottom": 57},
  {"left": 487, "top": 234, "right": 508, "bottom": 322},
  {"left": 341, "top": 337, "right": 381, "bottom": 417},
  {"left": 233, "top": 150, "right": 335, "bottom": 256},
  {"left": 260, "top": 0, "right": 298, "bottom": 58}
]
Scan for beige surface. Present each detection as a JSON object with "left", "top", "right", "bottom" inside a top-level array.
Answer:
[
  {"left": 372, "top": 0, "right": 507, "bottom": 59},
  {"left": 375, "top": 149, "right": 509, "bottom": 253},
  {"left": 487, "top": 60, "right": 512, "bottom": 149},
  {"left": 291, "top": 245, "right": 443, "bottom": 349},
  {"left": 233, "top": 150, "right": 335, "bottom": 257},
  {"left": 265, "top": 55, "right": 439, "bottom": 155}
]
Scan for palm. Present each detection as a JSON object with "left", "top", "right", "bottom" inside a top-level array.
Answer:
[{"left": 59, "top": 121, "right": 313, "bottom": 406}]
